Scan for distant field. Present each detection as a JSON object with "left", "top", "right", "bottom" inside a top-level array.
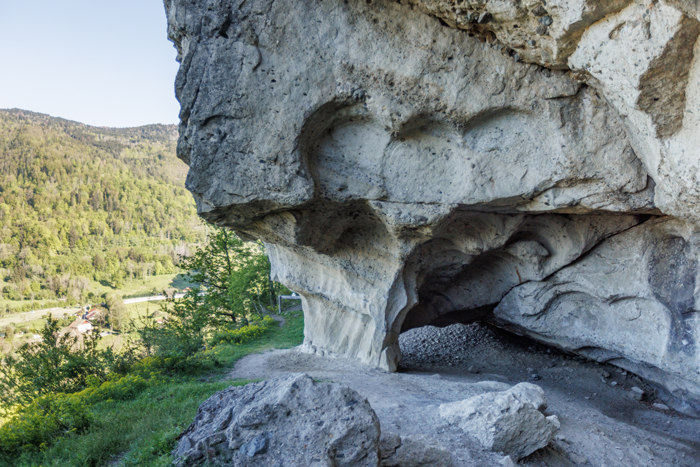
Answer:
[
  {"left": 0, "top": 286, "right": 185, "bottom": 354},
  {"left": 1, "top": 273, "right": 194, "bottom": 315},
  {"left": 87, "top": 272, "right": 194, "bottom": 299},
  {"left": 96, "top": 301, "right": 165, "bottom": 351}
]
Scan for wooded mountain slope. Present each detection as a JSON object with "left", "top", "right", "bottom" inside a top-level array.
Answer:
[{"left": 0, "top": 109, "right": 201, "bottom": 307}]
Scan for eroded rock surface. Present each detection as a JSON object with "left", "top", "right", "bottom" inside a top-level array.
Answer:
[
  {"left": 439, "top": 382, "right": 559, "bottom": 460},
  {"left": 173, "top": 373, "right": 380, "bottom": 466},
  {"left": 494, "top": 217, "right": 700, "bottom": 413},
  {"left": 165, "top": 0, "right": 700, "bottom": 411}
]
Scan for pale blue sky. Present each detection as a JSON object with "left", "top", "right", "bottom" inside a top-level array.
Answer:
[{"left": 0, "top": 0, "right": 180, "bottom": 127}]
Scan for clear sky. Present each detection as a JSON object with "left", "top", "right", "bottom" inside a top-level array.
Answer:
[{"left": 0, "top": 0, "right": 180, "bottom": 128}]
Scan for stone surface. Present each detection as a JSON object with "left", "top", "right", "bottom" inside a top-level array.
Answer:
[
  {"left": 173, "top": 373, "right": 380, "bottom": 466},
  {"left": 407, "top": 0, "right": 634, "bottom": 68},
  {"left": 494, "top": 217, "right": 700, "bottom": 414},
  {"left": 165, "top": 0, "right": 700, "bottom": 409},
  {"left": 229, "top": 343, "right": 700, "bottom": 466},
  {"left": 379, "top": 432, "right": 453, "bottom": 467},
  {"left": 439, "top": 382, "right": 559, "bottom": 460},
  {"left": 568, "top": 1, "right": 700, "bottom": 222}
]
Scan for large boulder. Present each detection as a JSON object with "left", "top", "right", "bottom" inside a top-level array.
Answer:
[
  {"left": 173, "top": 374, "right": 381, "bottom": 466},
  {"left": 164, "top": 0, "right": 700, "bottom": 410},
  {"left": 438, "top": 383, "right": 559, "bottom": 460}
]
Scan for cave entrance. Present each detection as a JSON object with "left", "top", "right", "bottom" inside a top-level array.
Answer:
[{"left": 397, "top": 316, "right": 564, "bottom": 376}]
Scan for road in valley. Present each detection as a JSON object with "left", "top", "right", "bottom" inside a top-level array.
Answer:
[{"left": 123, "top": 294, "right": 184, "bottom": 304}]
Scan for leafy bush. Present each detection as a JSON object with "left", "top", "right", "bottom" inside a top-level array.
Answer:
[
  {"left": 179, "top": 227, "right": 290, "bottom": 325},
  {"left": 210, "top": 317, "right": 275, "bottom": 347},
  {"left": 137, "top": 290, "right": 210, "bottom": 362},
  {"left": 76, "top": 374, "right": 151, "bottom": 405},
  {"left": 2, "top": 285, "right": 21, "bottom": 301},
  {"left": 0, "top": 393, "right": 92, "bottom": 455},
  {"left": 0, "top": 315, "right": 118, "bottom": 411},
  {"left": 0, "top": 374, "right": 153, "bottom": 458}
]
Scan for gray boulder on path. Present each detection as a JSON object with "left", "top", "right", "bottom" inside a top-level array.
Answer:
[
  {"left": 173, "top": 373, "right": 381, "bottom": 466},
  {"left": 439, "top": 382, "right": 559, "bottom": 461}
]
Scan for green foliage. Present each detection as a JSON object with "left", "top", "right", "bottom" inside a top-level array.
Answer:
[
  {"left": 2, "top": 323, "right": 13, "bottom": 341},
  {"left": 0, "top": 392, "right": 92, "bottom": 455},
  {"left": 0, "top": 373, "right": 151, "bottom": 459},
  {"left": 179, "top": 226, "right": 289, "bottom": 325},
  {"left": 75, "top": 374, "right": 151, "bottom": 405},
  {"left": 227, "top": 250, "right": 279, "bottom": 317},
  {"left": 0, "top": 109, "right": 202, "bottom": 306},
  {"left": 210, "top": 316, "right": 275, "bottom": 346},
  {"left": 0, "top": 312, "right": 304, "bottom": 466},
  {"left": 105, "top": 293, "right": 128, "bottom": 331},
  {"left": 135, "top": 226, "right": 291, "bottom": 374},
  {"left": 2, "top": 285, "right": 20, "bottom": 301},
  {"left": 1, "top": 378, "right": 244, "bottom": 467},
  {"left": 138, "top": 289, "right": 210, "bottom": 362},
  {"left": 0, "top": 315, "right": 115, "bottom": 410}
]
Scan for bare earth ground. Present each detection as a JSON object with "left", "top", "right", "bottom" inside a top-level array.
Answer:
[{"left": 228, "top": 322, "right": 700, "bottom": 467}]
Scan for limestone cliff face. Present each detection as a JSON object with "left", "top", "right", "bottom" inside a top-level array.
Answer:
[{"left": 165, "top": 0, "right": 700, "bottom": 413}]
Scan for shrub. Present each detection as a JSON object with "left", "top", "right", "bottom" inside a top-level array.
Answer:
[
  {"left": 0, "top": 315, "right": 115, "bottom": 411},
  {"left": 210, "top": 317, "right": 275, "bottom": 347},
  {"left": 0, "top": 393, "right": 91, "bottom": 455},
  {"left": 2, "top": 285, "right": 20, "bottom": 301},
  {"left": 137, "top": 290, "right": 209, "bottom": 362},
  {"left": 0, "top": 374, "right": 152, "bottom": 458},
  {"left": 130, "top": 352, "right": 220, "bottom": 377},
  {"left": 3, "top": 324, "right": 14, "bottom": 341},
  {"left": 76, "top": 374, "right": 151, "bottom": 405}
]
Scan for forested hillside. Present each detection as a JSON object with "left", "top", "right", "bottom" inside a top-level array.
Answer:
[{"left": 0, "top": 109, "right": 202, "bottom": 310}]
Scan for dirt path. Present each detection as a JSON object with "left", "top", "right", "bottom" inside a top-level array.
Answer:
[
  {"left": 269, "top": 314, "right": 286, "bottom": 327},
  {"left": 228, "top": 322, "right": 700, "bottom": 467}
]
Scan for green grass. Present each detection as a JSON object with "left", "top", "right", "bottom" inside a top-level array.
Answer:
[
  {"left": 9, "top": 379, "right": 246, "bottom": 467},
  {"left": 211, "top": 311, "right": 305, "bottom": 364},
  {"left": 2, "top": 312, "right": 304, "bottom": 467},
  {"left": 95, "top": 302, "right": 162, "bottom": 352},
  {"left": 85, "top": 273, "right": 193, "bottom": 299}
]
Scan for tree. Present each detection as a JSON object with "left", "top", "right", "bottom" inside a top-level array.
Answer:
[
  {"left": 3, "top": 324, "right": 14, "bottom": 341},
  {"left": 92, "top": 253, "right": 105, "bottom": 271},
  {"left": 105, "top": 293, "right": 127, "bottom": 331},
  {"left": 179, "top": 226, "right": 284, "bottom": 325},
  {"left": 139, "top": 289, "right": 209, "bottom": 360},
  {"left": 228, "top": 251, "right": 276, "bottom": 316},
  {"left": 0, "top": 110, "right": 202, "bottom": 304},
  {"left": 68, "top": 226, "right": 79, "bottom": 249}
]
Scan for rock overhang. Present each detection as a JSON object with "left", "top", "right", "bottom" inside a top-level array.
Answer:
[{"left": 165, "top": 0, "right": 700, "bottom": 414}]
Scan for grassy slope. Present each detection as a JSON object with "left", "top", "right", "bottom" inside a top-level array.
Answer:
[{"left": 5, "top": 312, "right": 304, "bottom": 467}]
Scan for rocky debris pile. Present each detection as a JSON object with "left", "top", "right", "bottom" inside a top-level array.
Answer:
[
  {"left": 379, "top": 432, "right": 453, "bottom": 467},
  {"left": 173, "top": 374, "right": 381, "bottom": 467},
  {"left": 399, "top": 323, "right": 502, "bottom": 369},
  {"left": 439, "top": 383, "right": 560, "bottom": 461}
]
